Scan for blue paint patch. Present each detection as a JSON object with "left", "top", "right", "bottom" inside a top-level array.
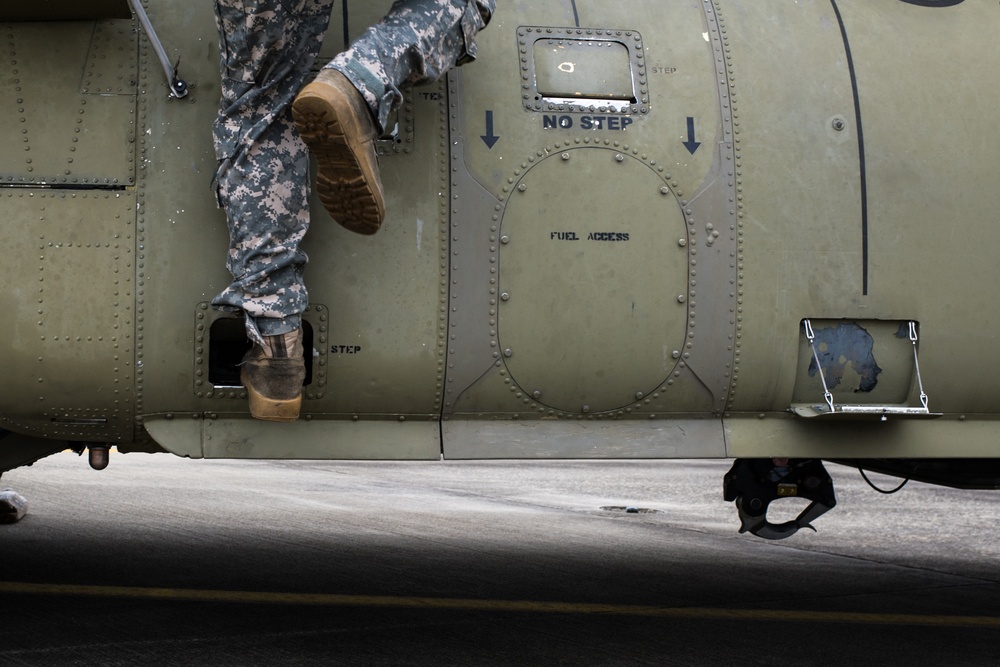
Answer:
[{"left": 808, "top": 323, "right": 882, "bottom": 392}]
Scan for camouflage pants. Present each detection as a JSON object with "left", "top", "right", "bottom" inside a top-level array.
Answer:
[{"left": 211, "top": 0, "right": 495, "bottom": 344}]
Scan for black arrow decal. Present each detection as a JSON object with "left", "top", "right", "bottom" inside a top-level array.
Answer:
[
  {"left": 683, "top": 116, "right": 701, "bottom": 154},
  {"left": 481, "top": 110, "right": 500, "bottom": 149}
]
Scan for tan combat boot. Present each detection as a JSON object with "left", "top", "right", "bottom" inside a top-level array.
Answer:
[
  {"left": 292, "top": 69, "right": 385, "bottom": 235},
  {"left": 241, "top": 329, "right": 306, "bottom": 422}
]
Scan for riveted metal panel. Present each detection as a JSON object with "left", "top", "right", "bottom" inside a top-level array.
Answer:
[
  {"left": 81, "top": 20, "right": 139, "bottom": 95},
  {"left": 497, "top": 148, "right": 687, "bottom": 414},
  {"left": 0, "top": 20, "right": 137, "bottom": 185},
  {"left": 835, "top": 0, "right": 1000, "bottom": 416},
  {"left": 296, "top": 0, "right": 449, "bottom": 421},
  {"left": 131, "top": 0, "right": 449, "bottom": 432},
  {"left": 443, "top": 0, "right": 739, "bottom": 436},
  {"left": 726, "top": 0, "right": 1000, "bottom": 417},
  {"left": 0, "top": 190, "right": 135, "bottom": 442},
  {"left": 3, "top": 0, "right": 1000, "bottom": 463},
  {"left": 127, "top": 0, "right": 226, "bottom": 429},
  {"left": 721, "top": 1, "right": 863, "bottom": 414}
]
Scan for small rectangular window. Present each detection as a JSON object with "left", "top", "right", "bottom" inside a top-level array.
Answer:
[
  {"left": 533, "top": 39, "right": 635, "bottom": 102},
  {"left": 520, "top": 27, "right": 649, "bottom": 115}
]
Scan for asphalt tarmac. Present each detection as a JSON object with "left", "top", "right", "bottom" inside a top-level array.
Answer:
[{"left": 1, "top": 452, "right": 998, "bottom": 666}]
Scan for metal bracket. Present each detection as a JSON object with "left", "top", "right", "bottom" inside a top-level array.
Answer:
[{"left": 723, "top": 458, "right": 837, "bottom": 540}]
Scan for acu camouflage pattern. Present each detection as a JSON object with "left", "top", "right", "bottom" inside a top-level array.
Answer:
[
  {"left": 328, "top": 0, "right": 495, "bottom": 133},
  {"left": 211, "top": 0, "right": 495, "bottom": 345}
]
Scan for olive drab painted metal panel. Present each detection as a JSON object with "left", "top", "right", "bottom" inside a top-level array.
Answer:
[
  {"left": 722, "top": 0, "right": 1000, "bottom": 457},
  {"left": 1, "top": 15, "right": 138, "bottom": 445},
  {"left": 441, "top": 1, "right": 737, "bottom": 457},
  {"left": 135, "top": 0, "right": 445, "bottom": 458},
  {"left": 0, "top": 20, "right": 137, "bottom": 185},
  {"left": 1, "top": 191, "right": 136, "bottom": 443},
  {"left": 3, "top": 0, "right": 1000, "bottom": 464}
]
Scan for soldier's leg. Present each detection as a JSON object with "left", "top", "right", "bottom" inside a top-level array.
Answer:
[
  {"left": 211, "top": 0, "right": 334, "bottom": 420},
  {"left": 213, "top": 124, "right": 311, "bottom": 345},
  {"left": 330, "top": 0, "right": 495, "bottom": 133},
  {"left": 292, "top": 0, "right": 494, "bottom": 233}
]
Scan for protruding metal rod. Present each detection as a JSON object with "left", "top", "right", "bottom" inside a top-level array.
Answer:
[
  {"left": 127, "top": 0, "right": 188, "bottom": 98},
  {"left": 88, "top": 446, "right": 111, "bottom": 471}
]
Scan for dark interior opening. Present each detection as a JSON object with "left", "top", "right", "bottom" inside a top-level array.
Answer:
[{"left": 208, "top": 317, "right": 313, "bottom": 387}]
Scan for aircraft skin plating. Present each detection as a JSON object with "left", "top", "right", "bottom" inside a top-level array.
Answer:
[{"left": 1, "top": 1, "right": 998, "bottom": 478}]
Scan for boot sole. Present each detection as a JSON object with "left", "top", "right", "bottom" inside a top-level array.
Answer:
[
  {"left": 244, "top": 382, "right": 302, "bottom": 423},
  {"left": 242, "top": 363, "right": 302, "bottom": 423},
  {"left": 293, "top": 88, "right": 384, "bottom": 235}
]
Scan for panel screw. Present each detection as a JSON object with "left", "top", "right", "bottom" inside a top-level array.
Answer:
[
  {"left": 517, "top": 183, "right": 527, "bottom": 192},
  {"left": 561, "top": 152, "right": 570, "bottom": 160},
  {"left": 500, "top": 235, "right": 510, "bottom": 244},
  {"left": 500, "top": 292, "right": 510, "bottom": 301},
  {"left": 832, "top": 117, "right": 846, "bottom": 131},
  {"left": 504, "top": 348, "right": 513, "bottom": 357}
]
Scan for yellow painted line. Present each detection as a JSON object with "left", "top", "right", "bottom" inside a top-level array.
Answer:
[{"left": 1, "top": 581, "right": 998, "bottom": 628}]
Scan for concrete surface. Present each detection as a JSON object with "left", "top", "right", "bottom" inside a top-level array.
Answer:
[{"left": 0, "top": 452, "right": 998, "bottom": 665}]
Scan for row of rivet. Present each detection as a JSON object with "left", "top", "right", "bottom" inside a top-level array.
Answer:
[
  {"left": 132, "top": 30, "right": 148, "bottom": 437},
  {"left": 377, "top": 99, "right": 415, "bottom": 156},
  {"left": 193, "top": 306, "right": 245, "bottom": 400},
  {"left": 133, "top": 13, "right": 200, "bottom": 426},
  {"left": 435, "top": 82, "right": 449, "bottom": 412},
  {"left": 306, "top": 306, "right": 328, "bottom": 401},
  {"left": 131, "top": 19, "right": 200, "bottom": 426},
  {"left": 443, "top": 77, "right": 498, "bottom": 413},
  {"left": 488, "top": 127, "right": 511, "bottom": 405},
  {"left": 706, "top": 0, "right": 743, "bottom": 413},
  {"left": 443, "top": 82, "right": 457, "bottom": 410}
]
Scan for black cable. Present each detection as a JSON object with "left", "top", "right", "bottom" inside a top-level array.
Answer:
[{"left": 858, "top": 467, "right": 911, "bottom": 494}]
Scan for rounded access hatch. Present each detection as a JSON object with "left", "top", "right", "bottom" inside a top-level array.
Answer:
[{"left": 497, "top": 147, "right": 688, "bottom": 414}]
